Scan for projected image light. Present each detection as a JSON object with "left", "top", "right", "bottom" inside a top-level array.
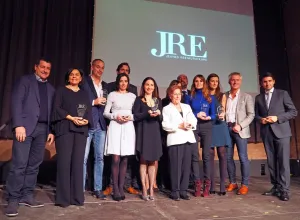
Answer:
[{"left": 150, "top": 31, "right": 208, "bottom": 61}]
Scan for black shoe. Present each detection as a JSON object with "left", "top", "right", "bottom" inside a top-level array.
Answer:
[
  {"left": 210, "top": 191, "right": 216, "bottom": 194},
  {"left": 280, "top": 192, "right": 289, "bottom": 201},
  {"left": 262, "top": 186, "right": 278, "bottom": 196},
  {"left": 19, "top": 198, "right": 44, "bottom": 208},
  {"left": 169, "top": 195, "right": 180, "bottom": 201},
  {"left": 6, "top": 201, "right": 19, "bottom": 217},
  {"left": 93, "top": 191, "right": 107, "bottom": 200},
  {"left": 120, "top": 196, "right": 125, "bottom": 200},
  {"left": 180, "top": 194, "right": 191, "bottom": 200},
  {"left": 112, "top": 195, "right": 121, "bottom": 201},
  {"left": 218, "top": 192, "right": 226, "bottom": 196}
]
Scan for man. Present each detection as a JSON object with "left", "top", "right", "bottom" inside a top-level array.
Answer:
[
  {"left": 107, "top": 62, "right": 137, "bottom": 95},
  {"left": 6, "top": 58, "right": 55, "bottom": 217},
  {"left": 225, "top": 72, "right": 254, "bottom": 195},
  {"left": 81, "top": 59, "right": 108, "bottom": 200},
  {"left": 177, "top": 74, "right": 190, "bottom": 97},
  {"left": 255, "top": 72, "right": 297, "bottom": 201},
  {"left": 103, "top": 62, "right": 139, "bottom": 196}
]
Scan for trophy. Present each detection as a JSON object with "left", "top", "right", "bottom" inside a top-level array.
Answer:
[
  {"left": 77, "top": 104, "right": 87, "bottom": 118},
  {"left": 150, "top": 97, "right": 159, "bottom": 113},
  {"left": 102, "top": 89, "right": 108, "bottom": 99},
  {"left": 200, "top": 103, "right": 209, "bottom": 117},
  {"left": 217, "top": 105, "right": 225, "bottom": 120}
]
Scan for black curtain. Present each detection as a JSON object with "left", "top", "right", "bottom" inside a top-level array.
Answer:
[{"left": 0, "top": 0, "right": 94, "bottom": 138}]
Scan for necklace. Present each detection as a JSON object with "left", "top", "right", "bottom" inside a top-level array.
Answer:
[{"left": 66, "top": 85, "right": 80, "bottom": 92}]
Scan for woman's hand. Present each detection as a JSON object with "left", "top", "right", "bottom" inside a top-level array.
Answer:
[
  {"left": 149, "top": 109, "right": 161, "bottom": 117},
  {"left": 71, "top": 116, "right": 83, "bottom": 126},
  {"left": 197, "top": 112, "right": 206, "bottom": 120},
  {"left": 178, "top": 122, "right": 188, "bottom": 130},
  {"left": 218, "top": 112, "right": 225, "bottom": 120}
]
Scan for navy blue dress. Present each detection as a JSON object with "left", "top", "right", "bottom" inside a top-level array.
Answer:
[{"left": 211, "top": 95, "right": 232, "bottom": 148}]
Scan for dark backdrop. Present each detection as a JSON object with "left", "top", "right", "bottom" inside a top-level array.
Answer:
[
  {"left": 0, "top": 0, "right": 299, "bottom": 161},
  {"left": 0, "top": 0, "right": 94, "bottom": 138}
]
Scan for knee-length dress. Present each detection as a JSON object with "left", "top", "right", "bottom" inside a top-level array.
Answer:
[
  {"left": 211, "top": 95, "right": 232, "bottom": 148},
  {"left": 103, "top": 91, "right": 136, "bottom": 156},
  {"left": 133, "top": 97, "right": 163, "bottom": 161}
]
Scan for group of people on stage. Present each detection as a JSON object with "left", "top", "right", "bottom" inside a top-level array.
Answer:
[{"left": 5, "top": 57, "right": 297, "bottom": 217}]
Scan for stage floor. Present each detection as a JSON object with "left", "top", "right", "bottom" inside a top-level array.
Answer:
[{"left": 1, "top": 177, "right": 300, "bottom": 220}]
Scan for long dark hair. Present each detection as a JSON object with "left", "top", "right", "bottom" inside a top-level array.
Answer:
[
  {"left": 139, "top": 77, "right": 160, "bottom": 99},
  {"left": 190, "top": 74, "right": 211, "bottom": 103},
  {"left": 116, "top": 73, "right": 129, "bottom": 91},
  {"left": 207, "top": 73, "right": 223, "bottom": 102}
]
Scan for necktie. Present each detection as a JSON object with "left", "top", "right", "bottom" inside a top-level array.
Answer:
[{"left": 266, "top": 92, "right": 271, "bottom": 109}]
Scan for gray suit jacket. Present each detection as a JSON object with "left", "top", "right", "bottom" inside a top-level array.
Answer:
[
  {"left": 255, "top": 89, "right": 297, "bottom": 139},
  {"left": 225, "top": 91, "right": 255, "bottom": 138}
]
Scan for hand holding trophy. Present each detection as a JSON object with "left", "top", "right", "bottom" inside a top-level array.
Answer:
[
  {"left": 149, "top": 97, "right": 160, "bottom": 116},
  {"left": 217, "top": 105, "right": 225, "bottom": 121},
  {"left": 75, "top": 104, "right": 88, "bottom": 126}
]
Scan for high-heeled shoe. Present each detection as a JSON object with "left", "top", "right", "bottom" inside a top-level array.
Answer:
[
  {"left": 218, "top": 192, "right": 226, "bottom": 196},
  {"left": 141, "top": 195, "right": 149, "bottom": 201},
  {"left": 112, "top": 195, "right": 121, "bottom": 201},
  {"left": 149, "top": 196, "right": 155, "bottom": 201}
]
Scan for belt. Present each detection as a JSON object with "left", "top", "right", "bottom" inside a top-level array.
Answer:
[{"left": 227, "top": 122, "right": 236, "bottom": 127}]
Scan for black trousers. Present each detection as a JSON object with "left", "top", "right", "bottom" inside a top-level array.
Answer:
[
  {"left": 168, "top": 143, "right": 192, "bottom": 197},
  {"left": 191, "top": 121, "right": 212, "bottom": 181},
  {"left": 55, "top": 132, "right": 87, "bottom": 207},
  {"left": 263, "top": 126, "right": 290, "bottom": 193},
  {"left": 6, "top": 123, "right": 47, "bottom": 202}
]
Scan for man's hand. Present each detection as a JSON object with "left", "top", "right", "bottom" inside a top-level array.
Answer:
[
  {"left": 232, "top": 124, "right": 242, "bottom": 133},
  {"left": 266, "top": 116, "right": 278, "bottom": 123},
  {"left": 47, "top": 134, "right": 55, "bottom": 145},
  {"left": 94, "top": 97, "right": 106, "bottom": 105},
  {"left": 260, "top": 118, "right": 268, "bottom": 125},
  {"left": 15, "top": 126, "right": 26, "bottom": 142}
]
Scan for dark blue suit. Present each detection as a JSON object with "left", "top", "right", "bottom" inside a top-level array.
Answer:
[
  {"left": 6, "top": 74, "right": 55, "bottom": 202},
  {"left": 81, "top": 76, "right": 108, "bottom": 130},
  {"left": 255, "top": 89, "right": 297, "bottom": 193}
]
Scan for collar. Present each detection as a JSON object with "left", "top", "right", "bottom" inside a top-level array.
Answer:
[
  {"left": 265, "top": 87, "right": 274, "bottom": 94},
  {"left": 229, "top": 89, "right": 240, "bottom": 98},
  {"left": 35, "top": 73, "right": 47, "bottom": 83},
  {"left": 90, "top": 74, "right": 102, "bottom": 85}
]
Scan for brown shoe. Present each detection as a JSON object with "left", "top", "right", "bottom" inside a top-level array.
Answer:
[
  {"left": 226, "top": 183, "right": 238, "bottom": 192},
  {"left": 237, "top": 185, "right": 248, "bottom": 195},
  {"left": 103, "top": 186, "right": 113, "bottom": 196},
  {"left": 127, "top": 187, "right": 139, "bottom": 195}
]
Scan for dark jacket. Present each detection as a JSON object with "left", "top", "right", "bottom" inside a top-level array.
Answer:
[{"left": 11, "top": 74, "right": 55, "bottom": 136}]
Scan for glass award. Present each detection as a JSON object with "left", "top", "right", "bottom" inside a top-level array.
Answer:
[
  {"left": 77, "top": 104, "right": 87, "bottom": 118},
  {"left": 150, "top": 97, "right": 159, "bottom": 112},
  {"left": 200, "top": 103, "right": 209, "bottom": 117},
  {"left": 217, "top": 105, "right": 225, "bottom": 120},
  {"left": 102, "top": 89, "right": 108, "bottom": 99}
]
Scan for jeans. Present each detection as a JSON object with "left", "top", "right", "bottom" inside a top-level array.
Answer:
[
  {"left": 227, "top": 128, "right": 250, "bottom": 186},
  {"left": 83, "top": 129, "right": 106, "bottom": 191},
  {"left": 6, "top": 123, "right": 47, "bottom": 202}
]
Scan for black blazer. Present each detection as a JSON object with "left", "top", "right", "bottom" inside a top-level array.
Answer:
[
  {"left": 255, "top": 88, "right": 297, "bottom": 138},
  {"left": 107, "top": 81, "right": 138, "bottom": 96}
]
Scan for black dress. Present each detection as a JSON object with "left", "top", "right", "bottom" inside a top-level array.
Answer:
[{"left": 133, "top": 97, "right": 163, "bottom": 161}]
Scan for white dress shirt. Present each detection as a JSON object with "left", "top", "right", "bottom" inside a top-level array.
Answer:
[
  {"left": 226, "top": 89, "right": 240, "bottom": 123},
  {"left": 90, "top": 75, "right": 103, "bottom": 106},
  {"left": 265, "top": 87, "right": 274, "bottom": 108}
]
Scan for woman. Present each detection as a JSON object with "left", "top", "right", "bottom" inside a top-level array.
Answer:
[
  {"left": 207, "top": 73, "right": 231, "bottom": 196},
  {"left": 159, "top": 79, "right": 181, "bottom": 190},
  {"left": 133, "top": 77, "right": 163, "bottom": 201},
  {"left": 162, "top": 85, "right": 197, "bottom": 201},
  {"left": 103, "top": 73, "right": 136, "bottom": 201},
  {"left": 185, "top": 74, "right": 216, "bottom": 197},
  {"left": 162, "top": 80, "right": 181, "bottom": 107},
  {"left": 52, "top": 68, "right": 92, "bottom": 207}
]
